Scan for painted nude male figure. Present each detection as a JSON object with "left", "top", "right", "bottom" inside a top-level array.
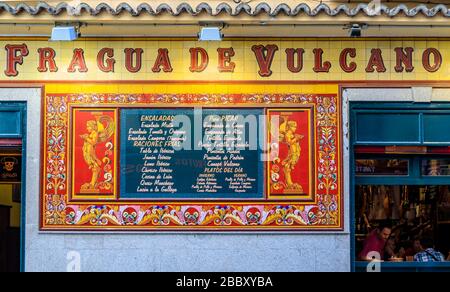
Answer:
[{"left": 279, "top": 117, "right": 304, "bottom": 193}]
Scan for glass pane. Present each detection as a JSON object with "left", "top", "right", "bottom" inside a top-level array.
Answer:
[
  {"left": 438, "top": 186, "right": 450, "bottom": 223},
  {"left": 422, "top": 159, "right": 450, "bottom": 176},
  {"left": 356, "top": 159, "right": 409, "bottom": 176},
  {"left": 355, "top": 185, "right": 450, "bottom": 264}
]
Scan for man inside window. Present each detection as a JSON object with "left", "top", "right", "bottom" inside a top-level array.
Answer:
[
  {"left": 359, "top": 221, "right": 392, "bottom": 261},
  {"left": 414, "top": 237, "right": 446, "bottom": 262}
]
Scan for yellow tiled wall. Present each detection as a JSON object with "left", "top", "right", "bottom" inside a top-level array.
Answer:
[{"left": 0, "top": 39, "right": 449, "bottom": 81}]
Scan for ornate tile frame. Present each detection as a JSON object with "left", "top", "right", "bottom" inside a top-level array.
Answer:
[{"left": 41, "top": 92, "right": 342, "bottom": 231}]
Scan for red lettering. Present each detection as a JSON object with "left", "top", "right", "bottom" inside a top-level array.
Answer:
[
  {"left": 313, "top": 48, "right": 331, "bottom": 73},
  {"left": 97, "top": 48, "right": 115, "bottom": 73},
  {"left": 152, "top": 49, "right": 173, "bottom": 73},
  {"left": 394, "top": 47, "right": 414, "bottom": 72},
  {"left": 286, "top": 48, "right": 304, "bottom": 73},
  {"left": 4, "top": 44, "right": 29, "bottom": 77},
  {"left": 37, "top": 48, "right": 58, "bottom": 73},
  {"left": 189, "top": 48, "right": 209, "bottom": 72},
  {"left": 422, "top": 48, "right": 442, "bottom": 73},
  {"left": 124, "top": 48, "right": 143, "bottom": 73},
  {"left": 252, "top": 44, "right": 279, "bottom": 77},
  {"left": 365, "top": 49, "right": 386, "bottom": 73},
  {"left": 67, "top": 49, "right": 88, "bottom": 73},
  {"left": 339, "top": 48, "right": 357, "bottom": 73},
  {"left": 217, "top": 48, "right": 235, "bottom": 73}
]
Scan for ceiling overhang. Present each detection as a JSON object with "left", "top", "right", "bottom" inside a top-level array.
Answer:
[{"left": 0, "top": 1, "right": 449, "bottom": 37}]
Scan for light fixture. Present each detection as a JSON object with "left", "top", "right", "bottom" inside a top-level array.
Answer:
[
  {"left": 349, "top": 24, "right": 362, "bottom": 37},
  {"left": 347, "top": 23, "right": 368, "bottom": 38},
  {"left": 198, "top": 27, "right": 223, "bottom": 41},
  {"left": 50, "top": 24, "right": 80, "bottom": 41},
  {"left": 198, "top": 22, "right": 225, "bottom": 41}
]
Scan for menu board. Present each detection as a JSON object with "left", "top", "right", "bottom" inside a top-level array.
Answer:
[{"left": 120, "top": 109, "right": 264, "bottom": 199}]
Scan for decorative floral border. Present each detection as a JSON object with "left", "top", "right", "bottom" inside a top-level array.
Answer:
[{"left": 42, "top": 93, "right": 342, "bottom": 230}]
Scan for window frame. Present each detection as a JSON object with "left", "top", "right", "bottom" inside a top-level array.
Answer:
[{"left": 350, "top": 102, "right": 450, "bottom": 272}]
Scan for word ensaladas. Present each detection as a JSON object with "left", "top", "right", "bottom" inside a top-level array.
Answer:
[{"left": 4, "top": 44, "right": 442, "bottom": 77}]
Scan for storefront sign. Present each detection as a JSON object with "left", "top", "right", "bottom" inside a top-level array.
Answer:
[
  {"left": 1, "top": 40, "right": 448, "bottom": 81},
  {"left": 0, "top": 153, "right": 21, "bottom": 183},
  {"left": 42, "top": 92, "right": 341, "bottom": 231}
]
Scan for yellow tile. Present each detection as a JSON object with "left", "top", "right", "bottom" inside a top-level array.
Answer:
[{"left": 365, "top": 73, "right": 379, "bottom": 81}]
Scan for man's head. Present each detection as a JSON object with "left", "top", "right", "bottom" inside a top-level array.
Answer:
[
  {"left": 420, "top": 237, "right": 435, "bottom": 250},
  {"left": 377, "top": 221, "right": 392, "bottom": 241},
  {"left": 413, "top": 238, "right": 423, "bottom": 253},
  {"left": 287, "top": 121, "right": 297, "bottom": 132}
]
